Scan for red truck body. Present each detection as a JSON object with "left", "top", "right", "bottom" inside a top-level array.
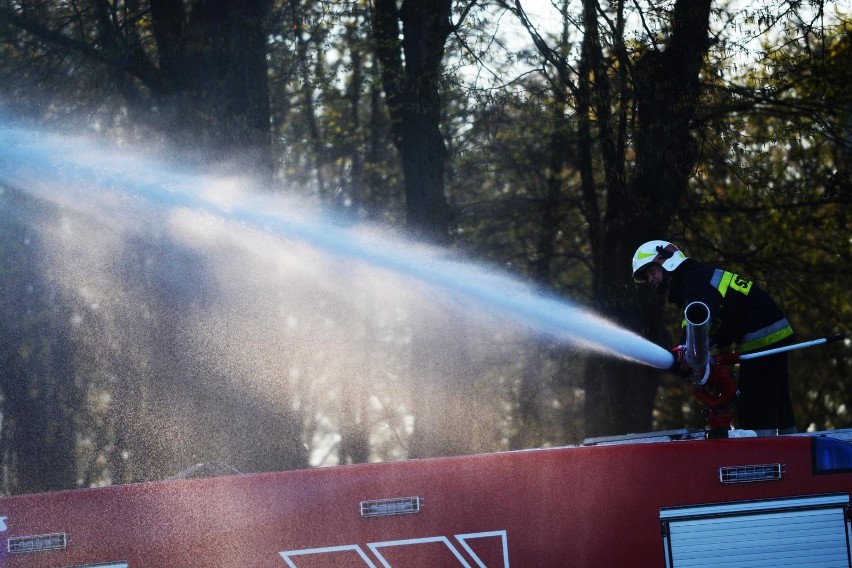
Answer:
[{"left": 1, "top": 430, "right": 851, "bottom": 567}]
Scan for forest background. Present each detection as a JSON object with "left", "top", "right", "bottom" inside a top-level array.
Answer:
[{"left": 0, "top": 0, "right": 850, "bottom": 496}]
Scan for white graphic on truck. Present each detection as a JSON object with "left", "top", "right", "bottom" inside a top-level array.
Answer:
[{"left": 280, "top": 530, "right": 509, "bottom": 568}]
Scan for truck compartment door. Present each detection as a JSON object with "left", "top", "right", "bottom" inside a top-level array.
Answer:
[{"left": 660, "top": 494, "right": 851, "bottom": 568}]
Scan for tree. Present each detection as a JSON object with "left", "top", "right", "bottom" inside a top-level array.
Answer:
[
  {"left": 273, "top": 0, "right": 404, "bottom": 222},
  {"left": 0, "top": 0, "right": 274, "bottom": 174},
  {"left": 0, "top": 198, "right": 79, "bottom": 494},
  {"left": 503, "top": 0, "right": 713, "bottom": 437},
  {"left": 679, "top": 14, "right": 852, "bottom": 431},
  {"left": 587, "top": 0, "right": 713, "bottom": 437},
  {"left": 370, "top": 0, "right": 455, "bottom": 244}
]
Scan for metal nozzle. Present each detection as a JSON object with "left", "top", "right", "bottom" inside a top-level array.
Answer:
[{"left": 684, "top": 301, "right": 711, "bottom": 385}]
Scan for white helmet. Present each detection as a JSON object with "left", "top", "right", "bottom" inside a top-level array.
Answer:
[{"left": 631, "top": 240, "right": 687, "bottom": 282}]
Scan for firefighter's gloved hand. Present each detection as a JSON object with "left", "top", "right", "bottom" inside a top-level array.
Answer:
[
  {"left": 670, "top": 345, "right": 692, "bottom": 378},
  {"left": 692, "top": 364, "right": 736, "bottom": 408}
]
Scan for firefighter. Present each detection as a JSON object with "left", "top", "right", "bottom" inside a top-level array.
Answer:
[{"left": 631, "top": 240, "right": 797, "bottom": 436}]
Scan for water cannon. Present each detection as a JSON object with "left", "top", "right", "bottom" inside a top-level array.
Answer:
[{"left": 681, "top": 301, "right": 712, "bottom": 385}]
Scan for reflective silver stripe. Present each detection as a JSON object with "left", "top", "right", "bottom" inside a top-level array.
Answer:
[
  {"left": 709, "top": 268, "right": 725, "bottom": 290},
  {"left": 710, "top": 269, "right": 737, "bottom": 297}
]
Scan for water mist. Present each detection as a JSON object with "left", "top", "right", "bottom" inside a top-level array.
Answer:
[{"left": 0, "top": 122, "right": 672, "bottom": 480}]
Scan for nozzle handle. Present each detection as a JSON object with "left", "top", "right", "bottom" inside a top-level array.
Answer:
[{"left": 715, "top": 332, "right": 846, "bottom": 364}]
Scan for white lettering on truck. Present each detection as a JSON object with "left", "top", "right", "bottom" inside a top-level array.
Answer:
[
  {"left": 0, "top": 516, "right": 7, "bottom": 531},
  {"left": 280, "top": 530, "right": 509, "bottom": 568}
]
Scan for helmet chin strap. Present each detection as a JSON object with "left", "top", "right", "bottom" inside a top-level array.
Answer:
[{"left": 655, "top": 244, "right": 674, "bottom": 260}]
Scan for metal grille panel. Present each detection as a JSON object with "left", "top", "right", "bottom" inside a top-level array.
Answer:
[
  {"left": 719, "top": 463, "right": 785, "bottom": 483},
  {"left": 360, "top": 496, "right": 422, "bottom": 518},
  {"left": 8, "top": 532, "right": 67, "bottom": 553}
]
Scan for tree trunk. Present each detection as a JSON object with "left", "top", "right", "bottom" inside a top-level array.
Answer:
[
  {"left": 371, "top": 0, "right": 453, "bottom": 244},
  {"left": 370, "top": 0, "right": 457, "bottom": 457},
  {"left": 0, "top": 0, "right": 274, "bottom": 176},
  {"left": 584, "top": 0, "right": 713, "bottom": 437},
  {"left": 0, "top": 211, "right": 79, "bottom": 494},
  {"left": 184, "top": 0, "right": 273, "bottom": 176}
]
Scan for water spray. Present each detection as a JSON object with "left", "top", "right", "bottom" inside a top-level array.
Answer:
[{"left": 0, "top": 123, "right": 676, "bottom": 370}]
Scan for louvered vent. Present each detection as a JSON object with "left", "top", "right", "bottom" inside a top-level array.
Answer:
[
  {"left": 7, "top": 532, "right": 67, "bottom": 553},
  {"left": 360, "top": 496, "right": 422, "bottom": 517},
  {"left": 719, "top": 463, "right": 784, "bottom": 483}
]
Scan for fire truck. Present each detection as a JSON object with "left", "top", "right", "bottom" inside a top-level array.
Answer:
[{"left": 1, "top": 427, "right": 850, "bottom": 567}]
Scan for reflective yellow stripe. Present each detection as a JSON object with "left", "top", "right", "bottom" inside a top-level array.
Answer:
[
  {"left": 711, "top": 269, "right": 752, "bottom": 298},
  {"left": 716, "top": 271, "right": 733, "bottom": 297},
  {"left": 737, "top": 324, "right": 794, "bottom": 353},
  {"left": 729, "top": 274, "right": 753, "bottom": 295}
]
